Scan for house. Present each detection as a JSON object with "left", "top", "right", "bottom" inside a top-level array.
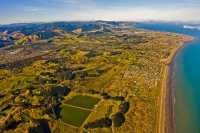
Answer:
[{"left": 0, "top": 116, "right": 6, "bottom": 124}]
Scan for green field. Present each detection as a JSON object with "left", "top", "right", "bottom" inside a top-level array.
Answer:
[
  {"left": 60, "top": 105, "right": 91, "bottom": 127},
  {"left": 65, "top": 95, "right": 100, "bottom": 109}
]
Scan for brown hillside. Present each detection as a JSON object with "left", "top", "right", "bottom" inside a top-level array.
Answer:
[
  {"left": 53, "top": 30, "right": 67, "bottom": 35},
  {"left": 15, "top": 35, "right": 39, "bottom": 45},
  {"left": 11, "top": 32, "right": 25, "bottom": 39}
]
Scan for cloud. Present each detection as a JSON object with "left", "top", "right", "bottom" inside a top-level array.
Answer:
[
  {"left": 63, "top": 5, "right": 200, "bottom": 21},
  {"left": 23, "top": 7, "right": 40, "bottom": 12},
  {"left": 22, "top": 6, "right": 48, "bottom": 13},
  {"left": 55, "top": 0, "right": 199, "bottom": 21},
  {"left": 35, "top": 0, "right": 95, "bottom": 8},
  {"left": 32, "top": 0, "right": 200, "bottom": 21}
]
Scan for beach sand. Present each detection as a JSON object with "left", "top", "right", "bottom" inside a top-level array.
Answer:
[{"left": 158, "top": 38, "right": 194, "bottom": 133}]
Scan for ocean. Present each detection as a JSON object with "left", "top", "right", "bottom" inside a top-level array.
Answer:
[
  {"left": 135, "top": 22, "right": 200, "bottom": 133},
  {"left": 0, "top": 44, "right": 5, "bottom": 48}
]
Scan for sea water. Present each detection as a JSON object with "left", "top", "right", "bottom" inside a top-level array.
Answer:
[{"left": 135, "top": 22, "right": 200, "bottom": 133}]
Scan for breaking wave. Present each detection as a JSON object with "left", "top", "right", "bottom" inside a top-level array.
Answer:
[{"left": 183, "top": 25, "right": 200, "bottom": 30}]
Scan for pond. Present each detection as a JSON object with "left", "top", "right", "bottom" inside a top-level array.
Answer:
[
  {"left": 60, "top": 105, "right": 91, "bottom": 127},
  {"left": 65, "top": 95, "right": 101, "bottom": 109}
]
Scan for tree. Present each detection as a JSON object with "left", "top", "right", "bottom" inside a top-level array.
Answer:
[
  {"left": 119, "top": 102, "right": 130, "bottom": 114},
  {"left": 103, "top": 95, "right": 111, "bottom": 100}
]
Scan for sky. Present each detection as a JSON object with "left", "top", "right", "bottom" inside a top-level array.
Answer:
[{"left": 0, "top": 0, "right": 200, "bottom": 24}]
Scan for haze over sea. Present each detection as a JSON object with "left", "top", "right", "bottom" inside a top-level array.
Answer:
[{"left": 136, "top": 22, "right": 200, "bottom": 133}]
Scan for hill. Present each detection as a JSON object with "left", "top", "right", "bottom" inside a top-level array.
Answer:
[
  {"left": 15, "top": 35, "right": 39, "bottom": 45},
  {"left": 0, "top": 21, "right": 132, "bottom": 47}
]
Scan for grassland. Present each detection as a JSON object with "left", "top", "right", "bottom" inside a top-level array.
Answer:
[{"left": 0, "top": 22, "right": 194, "bottom": 133}]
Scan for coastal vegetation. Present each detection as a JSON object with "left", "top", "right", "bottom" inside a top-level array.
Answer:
[{"left": 0, "top": 21, "right": 193, "bottom": 133}]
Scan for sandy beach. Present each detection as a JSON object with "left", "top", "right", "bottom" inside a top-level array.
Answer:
[{"left": 158, "top": 38, "right": 194, "bottom": 133}]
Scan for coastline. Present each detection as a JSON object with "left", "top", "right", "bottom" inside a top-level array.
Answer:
[{"left": 159, "top": 38, "right": 194, "bottom": 133}]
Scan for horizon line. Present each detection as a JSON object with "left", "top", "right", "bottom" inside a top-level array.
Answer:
[{"left": 1, "top": 19, "right": 200, "bottom": 25}]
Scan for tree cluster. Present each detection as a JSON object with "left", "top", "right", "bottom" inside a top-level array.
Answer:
[
  {"left": 28, "top": 119, "right": 51, "bottom": 133},
  {"left": 42, "top": 95, "right": 61, "bottom": 119},
  {"left": 110, "top": 96, "right": 125, "bottom": 101},
  {"left": 81, "top": 24, "right": 101, "bottom": 32},
  {"left": 36, "top": 30, "right": 57, "bottom": 40},
  {"left": 84, "top": 118, "right": 112, "bottom": 129},
  {"left": 35, "top": 77, "right": 47, "bottom": 84},
  {"left": 85, "top": 50, "right": 98, "bottom": 58},
  {"left": 48, "top": 79, "right": 57, "bottom": 84},
  {"left": 100, "top": 93, "right": 124, "bottom": 101},
  {"left": 110, "top": 51, "right": 122, "bottom": 56},
  {"left": 55, "top": 67, "right": 76, "bottom": 80},
  {"left": 48, "top": 86, "right": 71, "bottom": 96},
  {"left": 112, "top": 113, "right": 125, "bottom": 127},
  {"left": 28, "top": 124, "right": 44, "bottom": 133},
  {"left": 40, "top": 72, "right": 53, "bottom": 76},
  {"left": 88, "top": 89, "right": 100, "bottom": 94}
]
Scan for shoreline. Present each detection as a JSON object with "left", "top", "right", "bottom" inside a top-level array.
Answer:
[{"left": 158, "top": 38, "right": 194, "bottom": 133}]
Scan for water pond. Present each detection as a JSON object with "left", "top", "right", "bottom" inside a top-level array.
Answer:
[
  {"left": 60, "top": 105, "right": 91, "bottom": 127},
  {"left": 65, "top": 95, "right": 100, "bottom": 109}
]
